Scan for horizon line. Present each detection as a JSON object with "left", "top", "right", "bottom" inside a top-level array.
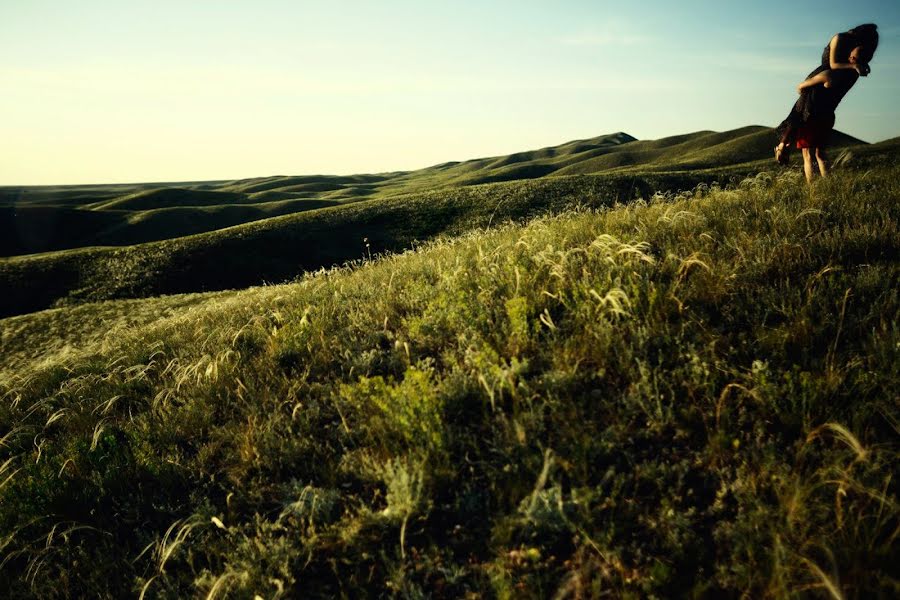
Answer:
[{"left": 1, "top": 124, "right": 883, "bottom": 188}]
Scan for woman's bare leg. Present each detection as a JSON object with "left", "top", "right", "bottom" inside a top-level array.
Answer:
[
  {"left": 802, "top": 148, "right": 815, "bottom": 183},
  {"left": 815, "top": 147, "right": 829, "bottom": 177}
]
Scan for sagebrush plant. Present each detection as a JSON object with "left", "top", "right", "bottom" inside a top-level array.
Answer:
[{"left": 0, "top": 165, "right": 898, "bottom": 598}]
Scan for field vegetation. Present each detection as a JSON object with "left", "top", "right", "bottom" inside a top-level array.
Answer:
[
  {"left": 0, "top": 127, "right": 864, "bottom": 260},
  {"left": 0, "top": 127, "right": 883, "bottom": 320},
  {"left": 1, "top": 146, "right": 897, "bottom": 597}
]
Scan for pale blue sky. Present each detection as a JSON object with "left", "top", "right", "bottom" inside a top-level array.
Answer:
[{"left": 1, "top": 0, "right": 898, "bottom": 184}]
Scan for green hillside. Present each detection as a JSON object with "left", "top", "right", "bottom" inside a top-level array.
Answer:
[
  {"left": 90, "top": 189, "right": 253, "bottom": 211},
  {"left": 0, "top": 172, "right": 748, "bottom": 318},
  {"left": 2, "top": 128, "right": 888, "bottom": 319},
  {"left": 1, "top": 164, "right": 897, "bottom": 598}
]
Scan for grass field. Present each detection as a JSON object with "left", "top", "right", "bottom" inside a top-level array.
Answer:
[
  {"left": 0, "top": 127, "right": 885, "bottom": 320},
  {"left": 1, "top": 132, "right": 898, "bottom": 597}
]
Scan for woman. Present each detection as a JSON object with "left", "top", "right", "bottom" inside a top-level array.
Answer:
[{"left": 774, "top": 24, "right": 878, "bottom": 179}]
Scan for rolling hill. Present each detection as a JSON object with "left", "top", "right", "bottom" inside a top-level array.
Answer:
[
  {"left": 0, "top": 127, "right": 892, "bottom": 319},
  {"left": 0, "top": 126, "right": 864, "bottom": 258}
]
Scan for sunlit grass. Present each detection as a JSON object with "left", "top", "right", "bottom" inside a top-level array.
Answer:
[{"left": 1, "top": 165, "right": 898, "bottom": 597}]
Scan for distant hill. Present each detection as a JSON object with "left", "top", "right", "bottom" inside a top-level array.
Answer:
[
  {"left": 0, "top": 127, "right": 892, "bottom": 318},
  {"left": 0, "top": 127, "right": 866, "bottom": 257},
  {"left": 90, "top": 188, "right": 252, "bottom": 210},
  {"left": 0, "top": 126, "right": 867, "bottom": 207},
  {"left": 0, "top": 172, "right": 721, "bottom": 317}
]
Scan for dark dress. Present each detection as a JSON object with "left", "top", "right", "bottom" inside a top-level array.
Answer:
[{"left": 775, "top": 32, "right": 860, "bottom": 146}]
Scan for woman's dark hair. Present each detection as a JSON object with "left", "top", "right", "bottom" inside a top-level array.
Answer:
[{"left": 848, "top": 23, "right": 878, "bottom": 63}]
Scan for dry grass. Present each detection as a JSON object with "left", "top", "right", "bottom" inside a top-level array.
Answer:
[{"left": 0, "top": 165, "right": 898, "bottom": 598}]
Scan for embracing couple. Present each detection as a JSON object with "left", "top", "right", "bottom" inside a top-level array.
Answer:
[{"left": 774, "top": 24, "right": 879, "bottom": 183}]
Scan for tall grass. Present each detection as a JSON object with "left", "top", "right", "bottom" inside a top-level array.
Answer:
[{"left": 0, "top": 166, "right": 898, "bottom": 597}]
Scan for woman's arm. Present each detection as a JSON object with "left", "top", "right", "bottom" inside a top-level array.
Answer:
[
  {"left": 797, "top": 71, "right": 832, "bottom": 93},
  {"left": 829, "top": 34, "right": 857, "bottom": 71}
]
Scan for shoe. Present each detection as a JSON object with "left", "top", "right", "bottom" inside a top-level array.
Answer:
[{"left": 774, "top": 144, "right": 790, "bottom": 166}]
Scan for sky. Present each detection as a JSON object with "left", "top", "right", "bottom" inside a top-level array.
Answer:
[{"left": 1, "top": 0, "right": 898, "bottom": 185}]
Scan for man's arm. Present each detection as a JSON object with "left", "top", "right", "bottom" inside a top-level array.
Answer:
[{"left": 829, "top": 34, "right": 859, "bottom": 72}]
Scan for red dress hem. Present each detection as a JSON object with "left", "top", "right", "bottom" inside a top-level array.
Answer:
[{"left": 795, "top": 114, "right": 836, "bottom": 149}]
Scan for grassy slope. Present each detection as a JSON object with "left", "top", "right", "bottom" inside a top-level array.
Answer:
[
  {"left": 0, "top": 165, "right": 897, "bottom": 598},
  {"left": 0, "top": 127, "right": 865, "bottom": 258},
  {"left": 0, "top": 292, "right": 232, "bottom": 380},
  {"left": 0, "top": 172, "right": 741, "bottom": 318},
  {"left": 1, "top": 130, "right": 889, "bottom": 319},
  {"left": 89, "top": 188, "right": 253, "bottom": 210}
]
